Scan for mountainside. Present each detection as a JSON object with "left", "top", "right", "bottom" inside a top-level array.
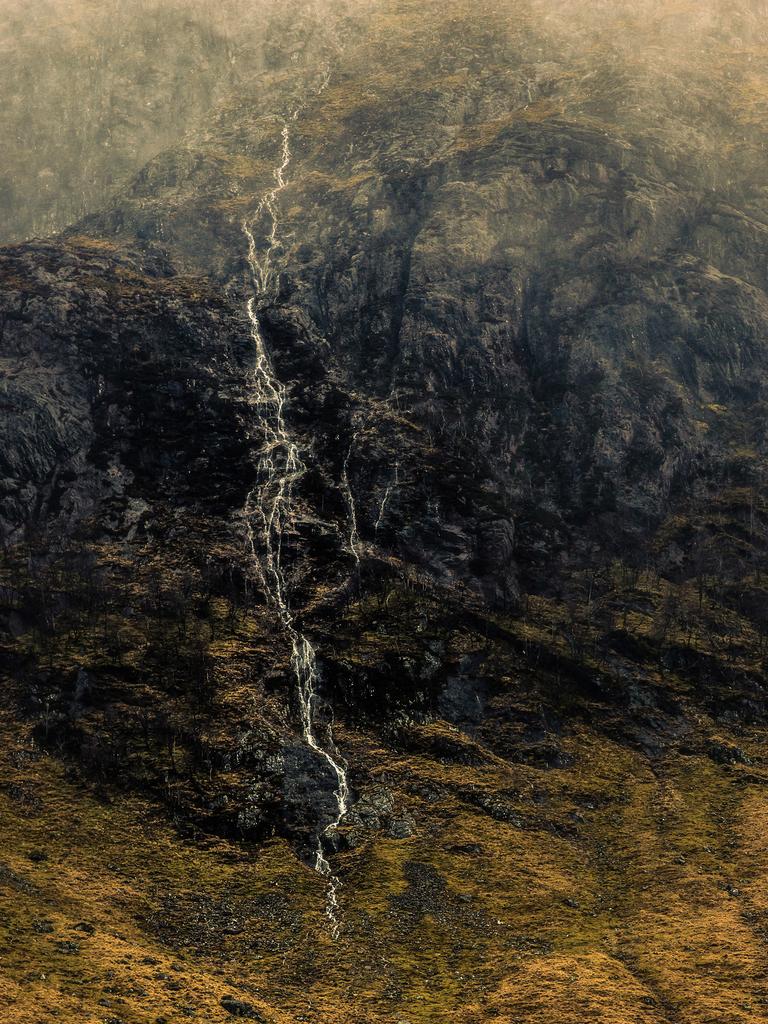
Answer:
[{"left": 2, "top": 1, "right": 768, "bottom": 1022}]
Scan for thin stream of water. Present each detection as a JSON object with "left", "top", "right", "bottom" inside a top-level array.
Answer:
[{"left": 240, "top": 68, "right": 349, "bottom": 934}]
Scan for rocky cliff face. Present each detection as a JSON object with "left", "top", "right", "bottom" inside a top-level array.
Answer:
[
  {"left": 2, "top": 2, "right": 768, "bottom": 1023},
  {"left": 0, "top": 239, "right": 251, "bottom": 540},
  {"left": 76, "top": 0, "right": 768, "bottom": 605}
]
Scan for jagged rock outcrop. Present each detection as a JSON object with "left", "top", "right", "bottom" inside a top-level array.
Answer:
[{"left": 0, "top": 239, "right": 252, "bottom": 542}]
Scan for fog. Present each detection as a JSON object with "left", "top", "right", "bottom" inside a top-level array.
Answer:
[
  {"left": 0, "top": 0, "right": 278, "bottom": 241},
  {"left": 1, "top": 0, "right": 766, "bottom": 244}
]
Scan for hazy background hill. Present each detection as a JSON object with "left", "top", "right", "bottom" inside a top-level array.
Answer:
[
  {"left": 0, "top": 0, "right": 331, "bottom": 242},
  {"left": 4, "top": 0, "right": 768, "bottom": 244}
]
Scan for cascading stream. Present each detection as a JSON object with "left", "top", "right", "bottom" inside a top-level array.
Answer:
[
  {"left": 240, "top": 69, "right": 349, "bottom": 935},
  {"left": 341, "top": 433, "right": 360, "bottom": 564},
  {"left": 375, "top": 461, "right": 400, "bottom": 534}
]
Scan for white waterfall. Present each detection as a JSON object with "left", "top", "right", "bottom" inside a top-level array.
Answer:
[
  {"left": 375, "top": 461, "right": 400, "bottom": 534},
  {"left": 341, "top": 435, "right": 361, "bottom": 564},
  {"left": 240, "top": 73, "right": 349, "bottom": 934}
]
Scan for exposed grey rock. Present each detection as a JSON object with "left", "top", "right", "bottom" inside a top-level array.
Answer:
[
  {"left": 388, "top": 816, "right": 416, "bottom": 840},
  {"left": 220, "top": 995, "right": 264, "bottom": 1020}
]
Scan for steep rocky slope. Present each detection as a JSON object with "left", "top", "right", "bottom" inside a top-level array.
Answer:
[{"left": 2, "top": 1, "right": 768, "bottom": 1022}]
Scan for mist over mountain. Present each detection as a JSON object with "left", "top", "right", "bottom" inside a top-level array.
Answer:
[
  {"left": 0, "top": 0, "right": 321, "bottom": 242},
  {"left": 2, "top": 2, "right": 768, "bottom": 1023}
]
